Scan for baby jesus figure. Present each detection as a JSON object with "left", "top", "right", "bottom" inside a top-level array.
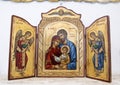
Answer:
[{"left": 59, "top": 45, "right": 70, "bottom": 70}]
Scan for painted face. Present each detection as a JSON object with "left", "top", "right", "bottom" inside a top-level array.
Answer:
[
  {"left": 90, "top": 33, "right": 96, "bottom": 39},
  {"left": 58, "top": 33, "right": 65, "bottom": 42},
  {"left": 25, "top": 33, "right": 31, "bottom": 38},
  {"left": 54, "top": 39, "right": 60, "bottom": 46},
  {"left": 62, "top": 47, "right": 68, "bottom": 53}
]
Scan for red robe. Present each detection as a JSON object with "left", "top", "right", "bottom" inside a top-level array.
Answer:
[
  {"left": 45, "top": 46, "right": 61, "bottom": 69},
  {"left": 16, "top": 39, "right": 28, "bottom": 70}
]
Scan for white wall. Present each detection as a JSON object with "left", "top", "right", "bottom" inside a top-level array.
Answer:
[{"left": 0, "top": 1, "right": 120, "bottom": 76}]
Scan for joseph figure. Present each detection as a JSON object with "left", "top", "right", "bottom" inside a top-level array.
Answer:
[{"left": 57, "top": 29, "right": 77, "bottom": 70}]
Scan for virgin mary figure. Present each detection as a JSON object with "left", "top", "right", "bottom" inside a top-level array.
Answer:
[{"left": 45, "top": 35, "right": 62, "bottom": 70}]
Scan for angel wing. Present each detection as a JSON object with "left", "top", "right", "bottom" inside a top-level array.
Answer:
[
  {"left": 14, "top": 30, "right": 22, "bottom": 58},
  {"left": 28, "top": 37, "right": 34, "bottom": 46},
  {"left": 88, "top": 38, "right": 92, "bottom": 47},
  {"left": 25, "top": 37, "right": 34, "bottom": 52},
  {"left": 98, "top": 31, "right": 106, "bottom": 61},
  {"left": 98, "top": 31, "right": 105, "bottom": 52}
]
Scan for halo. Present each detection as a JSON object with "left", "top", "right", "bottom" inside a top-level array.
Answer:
[{"left": 61, "top": 45, "right": 70, "bottom": 53}]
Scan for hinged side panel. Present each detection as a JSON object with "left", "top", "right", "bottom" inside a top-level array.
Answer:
[
  {"left": 85, "top": 16, "right": 111, "bottom": 82},
  {"left": 8, "top": 15, "right": 37, "bottom": 80}
]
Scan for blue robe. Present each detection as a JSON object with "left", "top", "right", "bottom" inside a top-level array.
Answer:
[
  {"left": 59, "top": 39, "right": 77, "bottom": 70},
  {"left": 92, "top": 40, "right": 104, "bottom": 70}
]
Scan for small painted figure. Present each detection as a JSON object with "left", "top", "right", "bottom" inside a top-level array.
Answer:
[
  {"left": 59, "top": 45, "right": 70, "bottom": 70},
  {"left": 45, "top": 35, "right": 61, "bottom": 70},
  {"left": 14, "top": 30, "right": 34, "bottom": 75},
  {"left": 88, "top": 31, "right": 105, "bottom": 76},
  {"left": 57, "top": 29, "right": 77, "bottom": 70}
]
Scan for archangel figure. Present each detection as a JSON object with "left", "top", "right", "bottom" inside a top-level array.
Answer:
[
  {"left": 14, "top": 30, "right": 34, "bottom": 75},
  {"left": 88, "top": 31, "right": 106, "bottom": 76}
]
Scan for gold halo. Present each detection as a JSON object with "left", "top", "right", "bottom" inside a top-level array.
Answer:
[{"left": 61, "top": 45, "right": 70, "bottom": 53}]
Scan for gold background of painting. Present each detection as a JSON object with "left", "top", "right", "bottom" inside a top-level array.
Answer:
[
  {"left": 37, "top": 7, "right": 85, "bottom": 77},
  {"left": 9, "top": 16, "right": 36, "bottom": 79},
  {"left": 86, "top": 17, "right": 110, "bottom": 81},
  {"left": 43, "top": 21, "right": 79, "bottom": 72}
]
